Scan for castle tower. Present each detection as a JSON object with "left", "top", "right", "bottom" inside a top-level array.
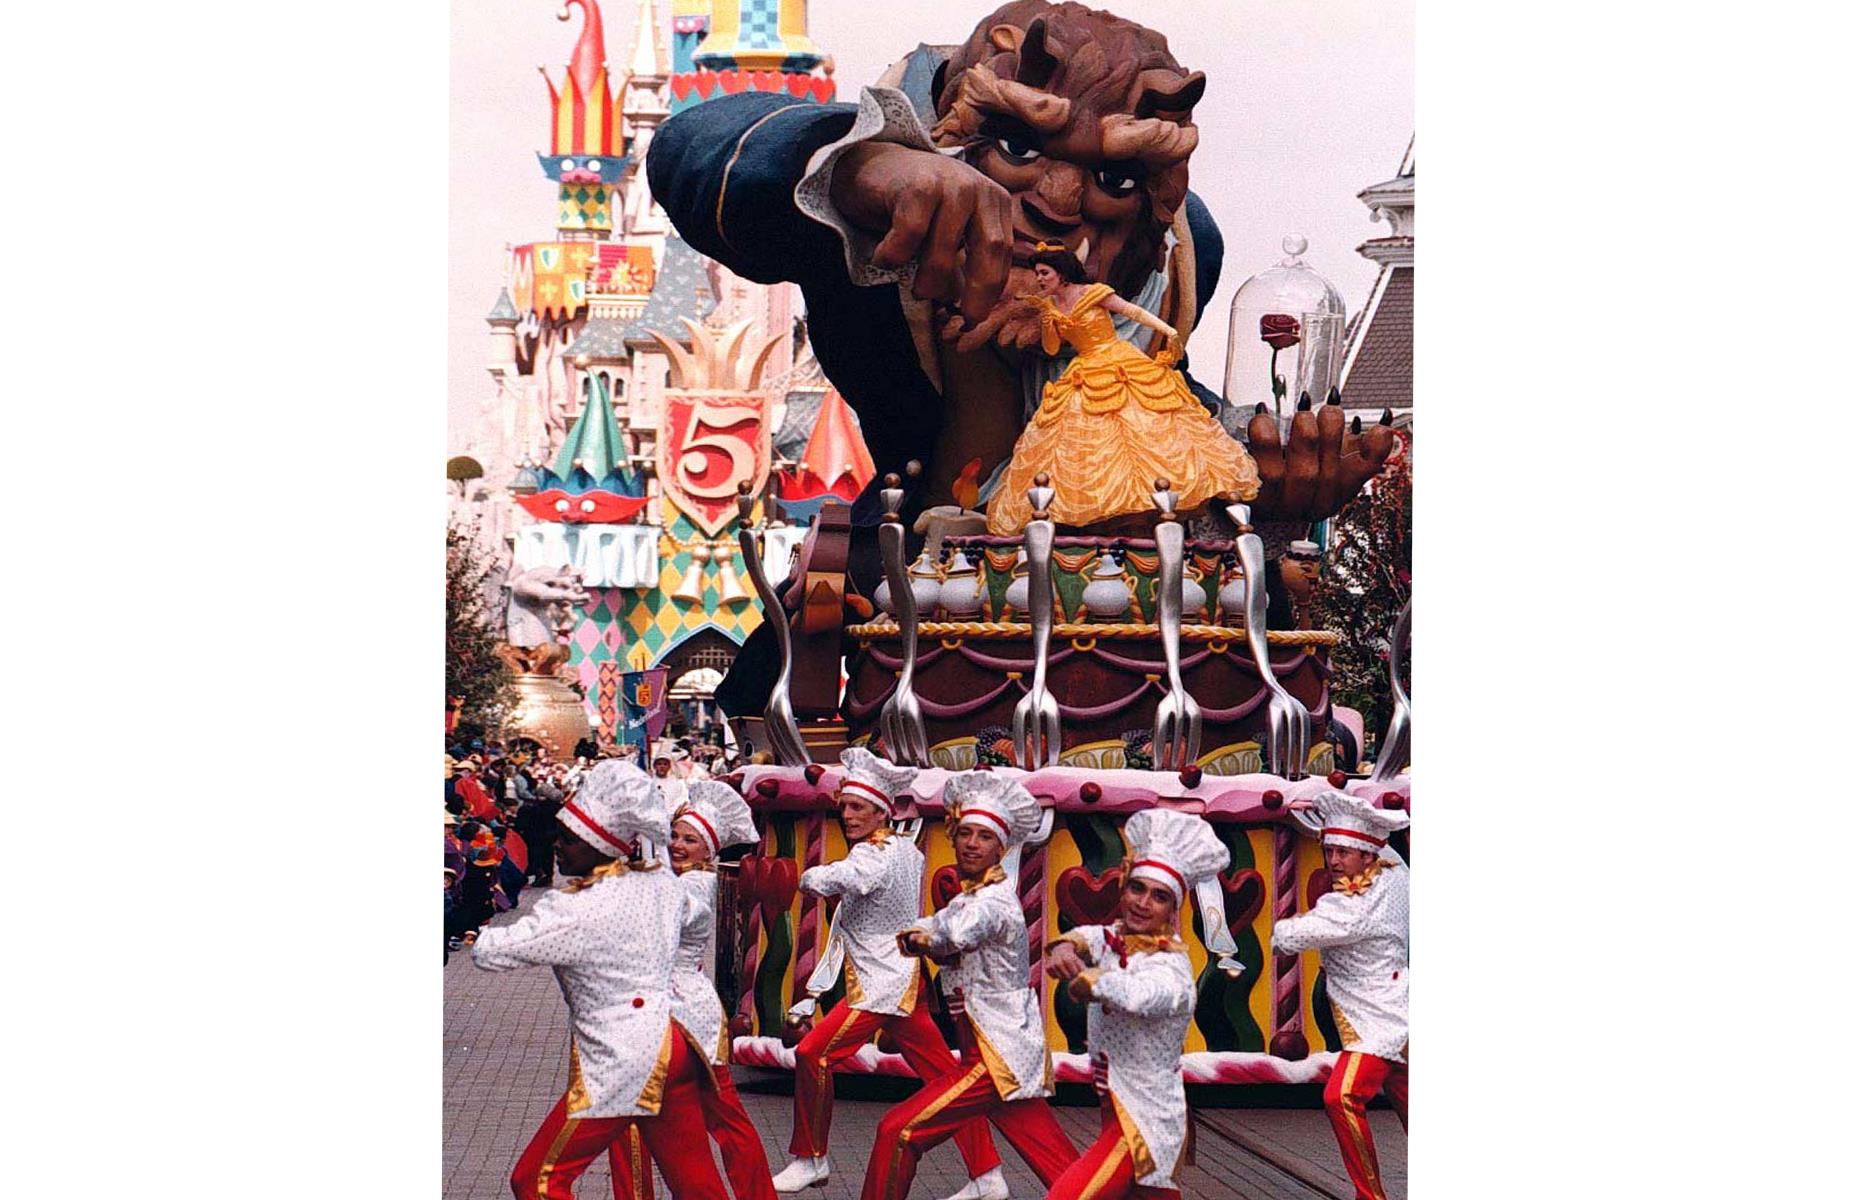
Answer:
[
  {"left": 1339, "top": 138, "right": 1414, "bottom": 419},
  {"left": 672, "top": 0, "right": 835, "bottom": 108},
  {"left": 657, "top": 0, "right": 844, "bottom": 394},
  {"left": 457, "top": 0, "right": 871, "bottom": 742},
  {"left": 695, "top": 0, "right": 823, "bottom": 71},
  {"left": 540, "top": 0, "right": 627, "bottom": 237},
  {"left": 619, "top": 0, "right": 673, "bottom": 237},
  {"left": 486, "top": 288, "right": 520, "bottom": 378},
  {"left": 668, "top": 1, "right": 710, "bottom": 115}
]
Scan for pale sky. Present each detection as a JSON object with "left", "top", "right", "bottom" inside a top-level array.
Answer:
[{"left": 448, "top": 0, "right": 1413, "bottom": 439}]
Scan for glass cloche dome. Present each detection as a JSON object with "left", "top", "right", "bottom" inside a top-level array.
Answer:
[{"left": 1222, "top": 235, "right": 1347, "bottom": 435}]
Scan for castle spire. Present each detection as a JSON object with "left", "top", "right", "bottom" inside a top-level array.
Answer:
[
  {"left": 561, "top": 0, "right": 607, "bottom": 98},
  {"left": 552, "top": 374, "right": 629, "bottom": 484},
  {"left": 783, "top": 388, "right": 875, "bottom": 503},
  {"left": 540, "top": 0, "right": 625, "bottom": 235},
  {"left": 629, "top": 0, "right": 668, "bottom": 80}
]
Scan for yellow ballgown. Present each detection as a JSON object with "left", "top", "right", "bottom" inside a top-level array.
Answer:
[{"left": 985, "top": 283, "right": 1260, "bottom": 534}]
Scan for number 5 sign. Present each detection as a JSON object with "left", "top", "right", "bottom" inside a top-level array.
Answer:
[{"left": 657, "top": 392, "right": 770, "bottom": 536}]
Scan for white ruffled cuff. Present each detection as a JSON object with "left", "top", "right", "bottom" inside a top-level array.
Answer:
[{"left": 792, "top": 85, "right": 959, "bottom": 286}]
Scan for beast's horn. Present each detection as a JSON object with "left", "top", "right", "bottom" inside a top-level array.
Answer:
[{"left": 1016, "top": 18, "right": 1058, "bottom": 89}]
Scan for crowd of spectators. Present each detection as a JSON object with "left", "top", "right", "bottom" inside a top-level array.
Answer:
[
  {"left": 443, "top": 740, "right": 582, "bottom": 958},
  {"left": 443, "top": 732, "right": 748, "bottom": 960}
]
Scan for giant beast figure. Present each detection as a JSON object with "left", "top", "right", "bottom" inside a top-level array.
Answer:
[{"left": 648, "top": 0, "right": 1394, "bottom": 717}]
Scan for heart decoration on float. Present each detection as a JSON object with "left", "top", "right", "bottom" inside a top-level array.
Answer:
[
  {"left": 930, "top": 865, "right": 962, "bottom": 912},
  {"left": 1304, "top": 868, "right": 1332, "bottom": 910},
  {"left": 734, "top": 856, "right": 762, "bottom": 915},
  {"left": 1056, "top": 865, "right": 1124, "bottom": 928},
  {"left": 1219, "top": 867, "right": 1266, "bottom": 936}
]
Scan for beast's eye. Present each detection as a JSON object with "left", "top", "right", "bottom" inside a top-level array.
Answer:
[
  {"left": 559, "top": 158, "right": 577, "bottom": 172},
  {"left": 1095, "top": 164, "right": 1144, "bottom": 195},
  {"left": 584, "top": 159, "right": 601, "bottom": 172},
  {"left": 994, "top": 130, "right": 1041, "bottom": 162}
]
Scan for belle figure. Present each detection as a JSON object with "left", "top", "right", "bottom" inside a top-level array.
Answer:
[{"left": 985, "top": 243, "right": 1260, "bottom": 534}]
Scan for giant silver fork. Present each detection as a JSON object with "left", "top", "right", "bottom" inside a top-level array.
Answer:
[
  {"left": 1011, "top": 477, "right": 1061, "bottom": 769},
  {"left": 735, "top": 486, "right": 810, "bottom": 766},
  {"left": 1369, "top": 598, "right": 1411, "bottom": 783},
  {"left": 876, "top": 475, "right": 931, "bottom": 766},
  {"left": 1150, "top": 484, "right": 1202, "bottom": 770},
  {"left": 1228, "top": 503, "right": 1311, "bottom": 779}
]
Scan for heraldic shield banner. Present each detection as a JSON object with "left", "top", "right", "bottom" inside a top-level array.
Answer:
[
  {"left": 620, "top": 668, "right": 670, "bottom": 757},
  {"left": 657, "top": 392, "right": 770, "bottom": 536}
]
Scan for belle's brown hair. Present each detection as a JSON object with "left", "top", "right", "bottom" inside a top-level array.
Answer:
[{"left": 1029, "top": 244, "right": 1088, "bottom": 283}]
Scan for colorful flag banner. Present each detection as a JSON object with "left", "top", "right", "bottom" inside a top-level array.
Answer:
[{"left": 620, "top": 668, "right": 671, "bottom": 750}]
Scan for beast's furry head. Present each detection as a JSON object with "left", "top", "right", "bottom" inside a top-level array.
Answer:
[{"left": 931, "top": 1, "right": 1204, "bottom": 291}]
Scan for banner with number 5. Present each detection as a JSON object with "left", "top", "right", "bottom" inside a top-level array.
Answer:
[{"left": 657, "top": 392, "right": 770, "bottom": 535}]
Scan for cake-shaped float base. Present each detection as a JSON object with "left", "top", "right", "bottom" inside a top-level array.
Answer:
[
  {"left": 845, "top": 535, "right": 1339, "bottom": 774},
  {"left": 715, "top": 762, "right": 1411, "bottom": 1088}
]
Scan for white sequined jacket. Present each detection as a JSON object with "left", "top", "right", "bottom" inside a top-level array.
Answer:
[
  {"left": 472, "top": 863, "right": 687, "bottom": 1118},
  {"left": 1063, "top": 923, "right": 1197, "bottom": 1188},
  {"left": 1272, "top": 862, "right": 1409, "bottom": 1062},
  {"left": 670, "top": 868, "right": 729, "bottom": 1066},
  {"left": 800, "top": 830, "right": 924, "bottom": 1016},
  {"left": 911, "top": 871, "right": 1051, "bottom": 1101}
]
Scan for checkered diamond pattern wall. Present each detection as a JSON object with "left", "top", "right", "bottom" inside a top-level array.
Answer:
[{"left": 565, "top": 502, "right": 764, "bottom": 723}]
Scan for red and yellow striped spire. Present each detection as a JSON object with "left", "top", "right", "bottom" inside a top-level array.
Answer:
[{"left": 543, "top": 0, "right": 622, "bottom": 157}]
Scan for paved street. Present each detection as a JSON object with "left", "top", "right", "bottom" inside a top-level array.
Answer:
[{"left": 446, "top": 887, "right": 1404, "bottom": 1200}]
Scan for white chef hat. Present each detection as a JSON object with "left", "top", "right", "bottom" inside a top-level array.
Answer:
[
  {"left": 836, "top": 746, "right": 919, "bottom": 816},
  {"left": 1312, "top": 789, "right": 1409, "bottom": 852},
  {"left": 559, "top": 759, "right": 671, "bottom": 856},
  {"left": 1124, "top": 809, "right": 1227, "bottom": 902},
  {"left": 944, "top": 771, "right": 1044, "bottom": 849},
  {"left": 1124, "top": 808, "right": 1243, "bottom": 976},
  {"left": 676, "top": 780, "right": 759, "bottom": 855}
]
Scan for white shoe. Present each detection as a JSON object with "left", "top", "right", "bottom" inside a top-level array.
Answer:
[
  {"left": 771, "top": 1156, "right": 832, "bottom": 1193},
  {"left": 941, "top": 1167, "right": 1009, "bottom": 1200}
]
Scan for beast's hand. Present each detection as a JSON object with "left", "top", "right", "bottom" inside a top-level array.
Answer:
[
  {"left": 1245, "top": 396, "right": 1398, "bottom": 523},
  {"left": 937, "top": 298, "right": 1046, "bottom": 353},
  {"left": 831, "top": 143, "right": 1015, "bottom": 323}
]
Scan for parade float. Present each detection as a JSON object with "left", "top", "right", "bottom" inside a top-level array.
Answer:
[
  {"left": 652, "top": 0, "right": 1418, "bottom": 1093},
  {"left": 717, "top": 470, "right": 1412, "bottom": 1090}
]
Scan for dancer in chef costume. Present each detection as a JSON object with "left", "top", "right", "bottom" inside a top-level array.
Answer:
[
  {"left": 1043, "top": 808, "right": 1243, "bottom": 1200},
  {"left": 1273, "top": 789, "right": 1409, "bottom": 1200},
  {"left": 472, "top": 760, "right": 728, "bottom": 1200},
  {"left": 608, "top": 779, "right": 776, "bottom": 1200},
  {"left": 864, "top": 771, "right": 1079, "bottom": 1200},
  {"left": 771, "top": 747, "right": 1001, "bottom": 1196}
]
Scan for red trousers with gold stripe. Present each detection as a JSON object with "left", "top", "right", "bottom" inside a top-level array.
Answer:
[
  {"left": 606, "top": 1046, "right": 776, "bottom": 1200},
  {"left": 1322, "top": 1051, "right": 1409, "bottom": 1200},
  {"left": 789, "top": 996, "right": 1000, "bottom": 1175},
  {"left": 859, "top": 1048, "right": 1077, "bottom": 1200},
  {"left": 1043, "top": 1102, "right": 1179, "bottom": 1200},
  {"left": 509, "top": 1031, "right": 728, "bottom": 1200}
]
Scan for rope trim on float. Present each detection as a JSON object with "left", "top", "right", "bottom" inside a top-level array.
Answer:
[{"left": 847, "top": 621, "right": 1341, "bottom": 644}]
